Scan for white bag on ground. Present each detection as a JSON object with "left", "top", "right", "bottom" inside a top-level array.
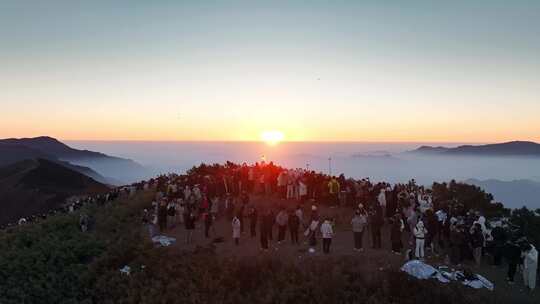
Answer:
[
  {"left": 152, "top": 235, "right": 176, "bottom": 247},
  {"left": 401, "top": 260, "right": 438, "bottom": 280},
  {"left": 401, "top": 260, "right": 494, "bottom": 290}
]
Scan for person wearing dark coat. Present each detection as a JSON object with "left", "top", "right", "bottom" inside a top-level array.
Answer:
[
  {"left": 504, "top": 241, "right": 522, "bottom": 284},
  {"left": 203, "top": 211, "right": 212, "bottom": 238},
  {"left": 470, "top": 223, "right": 484, "bottom": 266},
  {"left": 238, "top": 204, "right": 245, "bottom": 233},
  {"left": 449, "top": 224, "right": 465, "bottom": 265},
  {"left": 184, "top": 209, "right": 196, "bottom": 244},
  {"left": 390, "top": 214, "right": 404, "bottom": 254},
  {"left": 424, "top": 210, "right": 439, "bottom": 255},
  {"left": 370, "top": 205, "right": 383, "bottom": 249},
  {"left": 289, "top": 210, "right": 300, "bottom": 244},
  {"left": 249, "top": 206, "right": 258, "bottom": 238},
  {"left": 386, "top": 188, "right": 397, "bottom": 220},
  {"left": 491, "top": 226, "right": 507, "bottom": 266},
  {"left": 158, "top": 201, "right": 168, "bottom": 232},
  {"left": 268, "top": 209, "right": 275, "bottom": 241},
  {"left": 260, "top": 210, "right": 273, "bottom": 250}
]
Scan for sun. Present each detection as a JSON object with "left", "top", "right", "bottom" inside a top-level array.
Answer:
[{"left": 260, "top": 130, "right": 284, "bottom": 145}]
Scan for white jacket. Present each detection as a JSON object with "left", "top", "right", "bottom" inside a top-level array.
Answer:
[
  {"left": 299, "top": 181, "right": 308, "bottom": 196},
  {"left": 523, "top": 245, "right": 538, "bottom": 269},
  {"left": 320, "top": 221, "right": 334, "bottom": 239},
  {"left": 378, "top": 190, "right": 386, "bottom": 207}
]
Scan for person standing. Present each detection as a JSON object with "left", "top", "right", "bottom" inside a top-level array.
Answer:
[
  {"left": 370, "top": 205, "right": 383, "bottom": 249},
  {"left": 351, "top": 210, "right": 367, "bottom": 251},
  {"left": 268, "top": 208, "right": 275, "bottom": 241},
  {"left": 413, "top": 220, "right": 428, "bottom": 260},
  {"left": 424, "top": 210, "right": 439, "bottom": 256},
  {"left": 167, "top": 200, "right": 177, "bottom": 229},
  {"left": 177, "top": 199, "right": 185, "bottom": 224},
  {"left": 295, "top": 205, "right": 304, "bottom": 229},
  {"left": 378, "top": 189, "right": 387, "bottom": 219},
  {"left": 491, "top": 225, "right": 507, "bottom": 266},
  {"left": 232, "top": 215, "right": 241, "bottom": 245},
  {"left": 321, "top": 218, "right": 334, "bottom": 254},
  {"left": 504, "top": 240, "right": 522, "bottom": 284},
  {"left": 470, "top": 223, "right": 484, "bottom": 267},
  {"left": 158, "top": 200, "right": 168, "bottom": 232},
  {"left": 260, "top": 210, "right": 271, "bottom": 250},
  {"left": 277, "top": 171, "right": 287, "bottom": 198},
  {"left": 203, "top": 211, "right": 212, "bottom": 238},
  {"left": 298, "top": 179, "right": 308, "bottom": 204},
  {"left": 249, "top": 205, "right": 258, "bottom": 238},
  {"left": 522, "top": 243, "right": 538, "bottom": 291},
  {"left": 390, "top": 214, "right": 404, "bottom": 254},
  {"left": 449, "top": 224, "right": 464, "bottom": 265},
  {"left": 80, "top": 213, "right": 89, "bottom": 233},
  {"left": 210, "top": 197, "right": 219, "bottom": 220},
  {"left": 328, "top": 177, "right": 340, "bottom": 206},
  {"left": 184, "top": 209, "right": 196, "bottom": 244},
  {"left": 276, "top": 208, "right": 289, "bottom": 243},
  {"left": 306, "top": 218, "right": 320, "bottom": 250},
  {"left": 289, "top": 209, "right": 300, "bottom": 245}
]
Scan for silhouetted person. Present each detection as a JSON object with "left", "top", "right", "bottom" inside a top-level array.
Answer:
[
  {"left": 370, "top": 205, "right": 383, "bottom": 249},
  {"left": 289, "top": 209, "right": 300, "bottom": 244},
  {"left": 260, "top": 210, "right": 273, "bottom": 250},
  {"left": 504, "top": 241, "right": 521, "bottom": 284},
  {"left": 390, "top": 214, "right": 404, "bottom": 254},
  {"left": 491, "top": 225, "right": 507, "bottom": 266},
  {"left": 249, "top": 206, "right": 258, "bottom": 237},
  {"left": 158, "top": 201, "right": 168, "bottom": 232},
  {"left": 276, "top": 208, "right": 288, "bottom": 243},
  {"left": 203, "top": 211, "right": 212, "bottom": 238}
]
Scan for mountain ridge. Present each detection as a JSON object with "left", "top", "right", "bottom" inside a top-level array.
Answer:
[
  {"left": 0, "top": 136, "right": 148, "bottom": 184},
  {"left": 411, "top": 141, "right": 540, "bottom": 157}
]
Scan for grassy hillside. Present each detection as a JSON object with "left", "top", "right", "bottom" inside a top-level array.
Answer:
[{"left": 0, "top": 189, "right": 502, "bottom": 304}]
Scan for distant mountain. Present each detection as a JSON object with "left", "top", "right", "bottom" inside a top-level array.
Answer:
[
  {"left": 0, "top": 142, "right": 110, "bottom": 184},
  {"left": 411, "top": 141, "right": 540, "bottom": 157},
  {"left": 351, "top": 152, "right": 400, "bottom": 161},
  {"left": 0, "top": 136, "right": 148, "bottom": 184},
  {"left": 465, "top": 178, "right": 540, "bottom": 209},
  {"left": 0, "top": 159, "right": 110, "bottom": 225}
]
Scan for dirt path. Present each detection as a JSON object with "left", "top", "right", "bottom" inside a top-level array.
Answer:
[{"left": 162, "top": 195, "right": 538, "bottom": 303}]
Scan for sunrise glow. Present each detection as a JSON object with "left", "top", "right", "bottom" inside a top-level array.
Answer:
[{"left": 260, "top": 130, "right": 285, "bottom": 145}]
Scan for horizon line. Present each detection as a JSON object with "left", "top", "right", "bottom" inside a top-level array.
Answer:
[
  {"left": 4, "top": 135, "right": 539, "bottom": 145},
  {"left": 62, "top": 139, "right": 494, "bottom": 144}
]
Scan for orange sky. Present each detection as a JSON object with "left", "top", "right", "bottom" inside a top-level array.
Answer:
[{"left": 2, "top": 1, "right": 540, "bottom": 143}]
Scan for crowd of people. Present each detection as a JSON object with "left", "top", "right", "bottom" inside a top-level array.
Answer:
[
  {"left": 146, "top": 161, "right": 538, "bottom": 292},
  {"left": 0, "top": 188, "right": 128, "bottom": 230}
]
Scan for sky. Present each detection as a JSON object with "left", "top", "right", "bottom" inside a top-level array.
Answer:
[{"left": 1, "top": 0, "right": 539, "bottom": 142}]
